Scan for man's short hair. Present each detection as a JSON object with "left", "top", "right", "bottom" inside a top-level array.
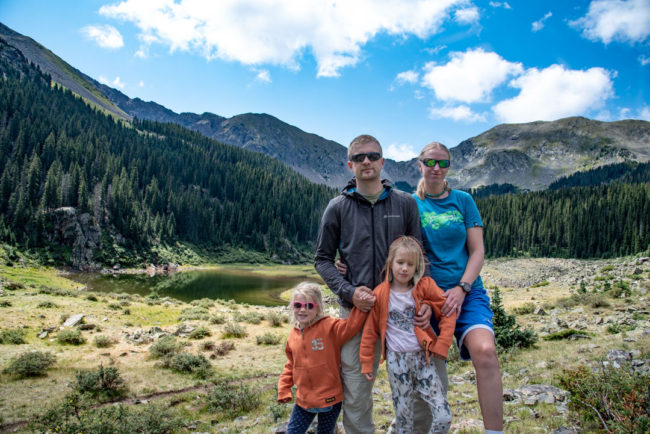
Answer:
[{"left": 348, "top": 134, "right": 382, "bottom": 161}]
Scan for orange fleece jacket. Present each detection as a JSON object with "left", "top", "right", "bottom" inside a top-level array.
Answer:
[
  {"left": 278, "top": 307, "right": 367, "bottom": 409},
  {"left": 360, "top": 276, "right": 456, "bottom": 374}
]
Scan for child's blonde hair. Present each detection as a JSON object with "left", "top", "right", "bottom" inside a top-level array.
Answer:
[
  {"left": 384, "top": 236, "right": 426, "bottom": 287},
  {"left": 289, "top": 281, "right": 325, "bottom": 323}
]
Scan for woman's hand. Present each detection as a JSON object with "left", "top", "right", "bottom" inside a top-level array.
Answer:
[
  {"left": 413, "top": 303, "right": 432, "bottom": 329},
  {"left": 363, "top": 373, "right": 375, "bottom": 381},
  {"left": 441, "top": 286, "right": 466, "bottom": 317},
  {"left": 335, "top": 259, "right": 347, "bottom": 276}
]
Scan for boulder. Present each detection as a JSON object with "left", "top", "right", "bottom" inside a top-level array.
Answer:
[{"left": 63, "top": 314, "right": 84, "bottom": 327}]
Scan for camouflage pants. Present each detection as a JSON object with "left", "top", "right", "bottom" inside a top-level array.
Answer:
[{"left": 386, "top": 349, "right": 452, "bottom": 434}]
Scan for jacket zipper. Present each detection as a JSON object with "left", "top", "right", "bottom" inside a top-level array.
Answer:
[{"left": 370, "top": 203, "right": 376, "bottom": 289}]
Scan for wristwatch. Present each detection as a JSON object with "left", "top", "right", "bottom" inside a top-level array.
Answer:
[{"left": 458, "top": 282, "right": 472, "bottom": 293}]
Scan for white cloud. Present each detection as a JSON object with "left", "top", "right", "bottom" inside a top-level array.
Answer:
[
  {"left": 395, "top": 70, "right": 419, "bottom": 85},
  {"left": 254, "top": 69, "right": 272, "bottom": 83},
  {"left": 571, "top": 0, "right": 650, "bottom": 44},
  {"left": 385, "top": 143, "right": 418, "bottom": 161},
  {"left": 489, "top": 2, "right": 511, "bottom": 9},
  {"left": 454, "top": 7, "right": 479, "bottom": 24},
  {"left": 639, "top": 55, "right": 650, "bottom": 65},
  {"left": 421, "top": 48, "right": 523, "bottom": 103},
  {"left": 639, "top": 106, "right": 650, "bottom": 120},
  {"left": 99, "top": 0, "right": 467, "bottom": 77},
  {"left": 81, "top": 25, "right": 124, "bottom": 49},
  {"left": 493, "top": 65, "right": 613, "bottom": 123},
  {"left": 99, "top": 75, "right": 126, "bottom": 89},
  {"left": 429, "top": 104, "right": 486, "bottom": 122},
  {"left": 138, "top": 80, "right": 145, "bottom": 87},
  {"left": 424, "top": 45, "right": 447, "bottom": 55},
  {"left": 532, "top": 12, "right": 552, "bottom": 32}
]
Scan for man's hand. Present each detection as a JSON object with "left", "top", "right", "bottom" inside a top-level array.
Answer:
[
  {"left": 363, "top": 372, "right": 375, "bottom": 381},
  {"left": 413, "top": 303, "right": 432, "bottom": 329},
  {"left": 352, "top": 286, "right": 375, "bottom": 312}
]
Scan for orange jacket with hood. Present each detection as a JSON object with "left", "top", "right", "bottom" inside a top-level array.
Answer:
[
  {"left": 278, "top": 307, "right": 367, "bottom": 409},
  {"left": 359, "top": 275, "right": 456, "bottom": 375}
]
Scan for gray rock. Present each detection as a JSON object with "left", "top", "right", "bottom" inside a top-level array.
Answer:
[{"left": 63, "top": 314, "right": 84, "bottom": 327}]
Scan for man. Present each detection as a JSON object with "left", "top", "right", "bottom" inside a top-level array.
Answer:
[{"left": 314, "top": 134, "right": 432, "bottom": 434}]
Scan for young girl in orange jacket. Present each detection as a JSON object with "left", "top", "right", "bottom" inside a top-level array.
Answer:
[
  {"left": 278, "top": 282, "right": 367, "bottom": 434},
  {"left": 360, "top": 236, "right": 457, "bottom": 433}
]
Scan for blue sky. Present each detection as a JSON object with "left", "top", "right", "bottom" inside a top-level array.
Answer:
[{"left": 1, "top": 0, "right": 649, "bottom": 160}]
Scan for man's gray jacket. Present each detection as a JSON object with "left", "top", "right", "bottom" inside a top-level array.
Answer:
[{"left": 314, "top": 178, "right": 423, "bottom": 308}]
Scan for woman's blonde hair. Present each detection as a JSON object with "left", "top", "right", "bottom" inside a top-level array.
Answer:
[
  {"left": 288, "top": 281, "right": 325, "bottom": 323},
  {"left": 384, "top": 236, "right": 426, "bottom": 287},
  {"left": 416, "top": 141, "right": 451, "bottom": 200}
]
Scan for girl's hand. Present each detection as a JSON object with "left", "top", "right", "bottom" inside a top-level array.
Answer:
[
  {"left": 363, "top": 373, "right": 374, "bottom": 381},
  {"left": 278, "top": 398, "right": 292, "bottom": 403},
  {"left": 441, "top": 286, "right": 466, "bottom": 317},
  {"left": 335, "top": 259, "right": 347, "bottom": 276}
]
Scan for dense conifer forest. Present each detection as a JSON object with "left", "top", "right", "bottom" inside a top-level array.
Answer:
[
  {"left": 0, "top": 55, "right": 335, "bottom": 265},
  {"left": 1, "top": 49, "right": 648, "bottom": 266}
]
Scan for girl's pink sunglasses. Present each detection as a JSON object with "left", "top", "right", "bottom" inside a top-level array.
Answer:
[{"left": 293, "top": 302, "right": 316, "bottom": 310}]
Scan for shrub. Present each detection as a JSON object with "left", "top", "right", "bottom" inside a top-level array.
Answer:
[
  {"left": 256, "top": 333, "right": 283, "bottom": 345},
  {"left": 149, "top": 335, "right": 181, "bottom": 358},
  {"left": 543, "top": 329, "right": 590, "bottom": 341},
  {"left": 234, "top": 311, "right": 265, "bottom": 324},
  {"left": 86, "top": 294, "right": 98, "bottom": 302},
  {"left": 0, "top": 300, "right": 12, "bottom": 307},
  {"left": 3, "top": 351, "right": 56, "bottom": 378},
  {"left": 558, "top": 364, "right": 649, "bottom": 433},
  {"left": 37, "top": 301, "right": 57, "bottom": 308},
  {"left": 57, "top": 329, "right": 86, "bottom": 345},
  {"left": 72, "top": 365, "right": 127, "bottom": 401},
  {"left": 0, "top": 328, "right": 26, "bottom": 344},
  {"left": 192, "top": 298, "right": 214, "bottom": 309},
  {"left": 163, "top": 353, "right": 211, "bottom": 378},
  {"left": 93, "top": 335, "right": 115, "bottom": 348},
  {"left": 178, "top": 307, "right": 209, "bottom": 321},
  {"left": 610, "top": 280, "right": 631, "bottom": 298},
  {"left": 206, "top": 382, "right": 261, "bottom": 419},
  {"left": 188, "top": 326, "right": 211, "bottom": 340},
  {"left": 5, "top": 282, "right": 24, "bottom": 290},
  {"left": 222, "top": 322, "right": 247, "bottom": 338},
  {"left": 32, "top": 397, "right": 183, "bottom": 433},
  {"left": 599, "top": 265, "right": 615, "bottom": 273},
  {"left": 267, "top": 311, "right": 288, "bottom": 327},
  {"left": 212, "top": 341, "right": 235, "bottom": 357},
  {"left": 209, "top": 314, "right": 227, "bottom": 325},
  {"left": 531, "top": 280, "right": 549, "bottom": 288},
  {"left": 107, "top": 302, "right": 122, "bottom": 310},
  {"left": 200, "top": 341, "right": 215, "bottom": 351},
  {"left": 490, "top": 287, "right": 537, "bottom": 351},
  {"left": 511, "top": 302, "right": 535, "bottom": 315}
]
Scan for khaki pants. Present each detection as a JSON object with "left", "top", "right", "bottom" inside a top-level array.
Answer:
[{"left": 340, "top": 307, "right": 381, "bottom": 434}]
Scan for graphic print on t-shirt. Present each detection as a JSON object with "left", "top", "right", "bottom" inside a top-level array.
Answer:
[
  {"left": 388, "top": 305, "right": 416, "bottom": 332},
  {"left": 421, "top": 210, "right": 463, "bottom": 230}
]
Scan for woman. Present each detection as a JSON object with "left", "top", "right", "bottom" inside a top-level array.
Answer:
[{"left": 414, "top": 141, "right": 503, "bottom": 434}]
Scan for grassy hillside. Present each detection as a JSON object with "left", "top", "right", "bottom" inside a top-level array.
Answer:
[{"left": 0, "top": 252, "right": 647, "bottom": 433}]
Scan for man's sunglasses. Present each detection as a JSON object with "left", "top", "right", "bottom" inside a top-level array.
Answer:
[
  {"left": 350, "top": 152, "right": 382, "bottom": 163},
  {"left": 421, "top": 158, "right": 450, "bottom": 168},
  {"left": 293, "top": 302, "right": 317, "bottom": 310}
]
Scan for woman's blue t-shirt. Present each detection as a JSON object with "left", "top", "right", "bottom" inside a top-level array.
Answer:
[{"left": 413, "top": 190, "right": 484, "bottom": 291}]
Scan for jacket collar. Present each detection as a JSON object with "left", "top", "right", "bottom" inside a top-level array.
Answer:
[{"left": 342, "top": 178, "right": 393, "bottom": 203}]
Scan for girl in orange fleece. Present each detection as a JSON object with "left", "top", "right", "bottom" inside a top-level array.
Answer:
[
  {"left": 278, "top": 282, "right": 367, "bottom": 434},
  {"left": 360, "top": 236, "right": 456, "bottom": 433}
]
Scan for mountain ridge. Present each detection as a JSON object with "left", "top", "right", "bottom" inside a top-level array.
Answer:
[{"left": 1, "top": 22, "right": 648, "bottom": 191}]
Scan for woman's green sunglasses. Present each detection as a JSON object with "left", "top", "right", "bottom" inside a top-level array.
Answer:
[{"left": 421, "top": 158, "right": 450, "bottom": 168}]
